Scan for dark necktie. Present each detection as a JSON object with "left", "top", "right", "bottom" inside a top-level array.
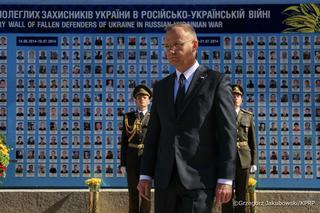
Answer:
[
  {"left": 139, "top": 112, "right": 144, "bottom": 120},
  {"left": 175, "top": 74, "right": 186, "bottom": 115}
]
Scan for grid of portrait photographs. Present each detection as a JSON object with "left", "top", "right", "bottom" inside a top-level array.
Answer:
[
  {"left": 13, "top": 35, "right": 169, "bottom": 180},
  {"left": 207, "top": 35, "right": 320, "bottom": 180},
  {"left": 0, "top": 36, "right": 8, "bottom": 137},
  {"left": 7, "top": 34, "right": 320, "bottom": 186}
]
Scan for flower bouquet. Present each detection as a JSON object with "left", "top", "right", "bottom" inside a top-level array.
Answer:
[
  {"left": 246, "top": 177, "right": 257, "bottom": 213},
  {"left": 85, "top": 177, "right": 102, "bottom": 192},
  {"left": 0, "top": 134, "right": 9, "bottom": 180},
  {"left": 85, "top": 178, "right": 102, "bottom": 213}
]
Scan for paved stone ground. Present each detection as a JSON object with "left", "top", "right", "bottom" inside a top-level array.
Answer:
[{"left": 0, "top": 190, "right": 319, "bottom": 213}]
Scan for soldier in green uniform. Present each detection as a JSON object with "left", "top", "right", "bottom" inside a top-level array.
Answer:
[
  {"left": 120, "top": 85, "right": 152, "bottom": 213},
  {"left": 222, "top": 84, "right": 256, "bottom": 213}
]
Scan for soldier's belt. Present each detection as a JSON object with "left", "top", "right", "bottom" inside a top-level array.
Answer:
[
  {"left": 128, "top": 143, "right": 144, "bottom": 149},
  {"left": 237, "top": 141, "right": 248, "bottom": 148}
]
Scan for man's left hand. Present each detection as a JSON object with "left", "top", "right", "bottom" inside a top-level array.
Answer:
[{"left": 214, "top": 183, "right": 233, "bottom": 204}]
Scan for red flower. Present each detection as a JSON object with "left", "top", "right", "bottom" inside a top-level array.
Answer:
[{"left": 0, "top": 164, "right": 7, "bottom": 176}]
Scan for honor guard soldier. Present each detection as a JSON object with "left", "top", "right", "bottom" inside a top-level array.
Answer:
[
  {"left": 120, "top": 85, "right": 152, "bottom": 213},
  {"left": 222, "top": 85, "right": 257, "bottom": 213}
]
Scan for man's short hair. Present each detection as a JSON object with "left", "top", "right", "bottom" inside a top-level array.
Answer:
[{"left": 164, "top": 23, "right": 197, "bottom": 39}]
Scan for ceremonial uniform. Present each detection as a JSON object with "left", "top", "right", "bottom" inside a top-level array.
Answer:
[
  {"left": 223, "top": 85, "right": 256, "bottom": 213},
  {"left": 120, "top": 85, "right": 151, "bottom": 213}
]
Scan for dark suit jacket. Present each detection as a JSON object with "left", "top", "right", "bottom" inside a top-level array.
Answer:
[
  {"left": 140, "top": 65, "right": 237, "bottom": 190},
  {"left": 236, "top": 109, "right": 256, "bottom": 169},
  {"left": 121, "top": 111, "right": 150, "bottom": 171}
]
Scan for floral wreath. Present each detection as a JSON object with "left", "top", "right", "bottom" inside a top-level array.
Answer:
[{"left": 0, "top": 134, "right": 10, "bottom": 178}]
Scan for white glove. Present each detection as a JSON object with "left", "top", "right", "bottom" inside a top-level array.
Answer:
[
  {"left": 120, "top": 166, "right": 127, "bottom": 175},
  {"left": 250, "top": 165, "right": 257, "bottom": 173}
]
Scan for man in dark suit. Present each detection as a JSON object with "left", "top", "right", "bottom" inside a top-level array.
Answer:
[
  {"left": 121, "top": 85, "right": 152, "bottom": 213},
  {"left": 137, "top": 23, "right": 237, "bottom": 212},
  {"left": 222, "top": 85, "right": 256, "bottom": 213}
]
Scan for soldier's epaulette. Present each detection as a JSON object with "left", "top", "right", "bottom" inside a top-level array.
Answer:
[
  {"left": 125, "top": 111, "right": 136, "bottom": 117},
  {"left": 241, "top": 109, "right": 253, "bottom": 115}
]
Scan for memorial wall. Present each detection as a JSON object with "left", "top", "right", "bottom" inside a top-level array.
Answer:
[{"left": 0, "top": 3, "right": 319, "bottom": 188}]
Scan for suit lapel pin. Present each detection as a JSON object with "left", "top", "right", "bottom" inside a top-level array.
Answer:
[{"left": 198, "top": 73, "right": 207, "bottom": 82}]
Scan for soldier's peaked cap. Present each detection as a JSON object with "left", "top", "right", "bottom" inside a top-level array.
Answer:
[
  {"left": 133, "top": 85, "right": 152, "bottom": 98},
  {"left": 232, "top": 84, "right": 243, "bottom": 95}
]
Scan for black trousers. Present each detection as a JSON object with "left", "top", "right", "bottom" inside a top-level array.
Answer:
[
  {"left": 155, "top": 166, "right": 214, "bottom": 213},
  {"left": 126, "top": 154, "right": 150, "bottom": 213},
  {"left": 221, "top": 158, "right": 249, "bottom": 213}
]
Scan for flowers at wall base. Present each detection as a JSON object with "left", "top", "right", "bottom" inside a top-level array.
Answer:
[
  {"left": 0, "top": 134, "right": 10, "bottom": 178},
  {"left": 85, "top": 178, "right": 102, "bottom": 213},
  {"left": 246, "top": 177, "right": 257, "bottom": 213},
  {"left": 248, "top": 177, "right": 257, "bottom": 189},
  {"left": 85, "top": 177, "right": 102, "bottom": 192}
]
